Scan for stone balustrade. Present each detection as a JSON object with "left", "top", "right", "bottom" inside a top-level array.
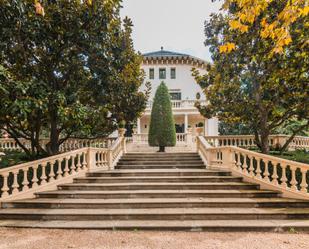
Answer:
[
  {"left": 132, "top": 133, "right": 190, "bottom": 144},
  {"left": 197, "top": 136, "right": 309, "bottom": 199},
  {"left": 0, "top": 137, "right": 117, "bottom": 152},
  {"left": 289, "top": 136, "right": 309, "bottom": 149},
  {"left": 0, "top": 137, "right": 126, "bottom": 201},
  {"left": 146, "top": 100, "right": 207, "bottom": 110},
  {"left": 204, "top": 135, "right": 309, "bottom": 150}
]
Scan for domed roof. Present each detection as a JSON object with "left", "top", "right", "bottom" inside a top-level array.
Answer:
[
  {"left": 142, "top": 47, "right": 208, "bottom": 68},
  {"left": 143, "top": 49, "right": 189, "bottom": 58}
]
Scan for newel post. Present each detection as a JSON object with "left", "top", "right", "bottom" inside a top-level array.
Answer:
[
  {"left": 196, "top": 136, "right": 200, "bottom": 153},
  {"left": 107, "top": 150, "right": 113, "bottom": 170},
  {"left": 87, "top": 148, "right": 97, "bottom": 171},
  {"left": 221, "top": 147, "right": 234, "bottom": 169},
  {"left": 121, "top": 137, "right": 127, "bottom": 154}
]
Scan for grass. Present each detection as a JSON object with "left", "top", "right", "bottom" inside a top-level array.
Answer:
[
  {"left": 247, "top": 147, "right": 309, "bottom": 164},
  {"left": 269, "top": 150, "right": 309, "bottom": 164},
  {"left": 0, "top": 151, "right": 31, "bottom": 169}
]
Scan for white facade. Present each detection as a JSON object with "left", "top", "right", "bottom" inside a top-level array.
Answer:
[
  {"left": 137, "top": 49, "right": 219, "bottom": 137},
  {"left": 141, "top": 64, "right": 206, "bottom": 100}
]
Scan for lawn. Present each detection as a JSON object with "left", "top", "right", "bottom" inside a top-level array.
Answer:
[
  {"left": 248, "top": 147, "right": 309, "bottom": 164},
  {"left": 270, "top": 150, "right": 309, "bottom": 164}
]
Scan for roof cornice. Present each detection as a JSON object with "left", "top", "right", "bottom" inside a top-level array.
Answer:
[{"left": 142, "top": 50, "right": 209, "bottom": 69}]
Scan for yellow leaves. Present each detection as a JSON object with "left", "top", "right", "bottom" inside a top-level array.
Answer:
[
  {"left": 224, "top": 0, "right": 307, "bottom": 54},
  {"left": 299, "top": 6, "right": 309, "bottom": 16},
  {"left": 229, "top": 20, "right": 249, "bottom": 33},
  {"left": 219, "top": 42, "right": 236, "bottom": 53},
  {"left": 86, "top": 0, "right": 92, "bottom": 6},
  {"left": 35, "top": 1, "right": 45, "bottom": 17}
]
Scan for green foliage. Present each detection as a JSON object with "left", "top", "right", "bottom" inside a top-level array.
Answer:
[
  {"left": 271, "top": 150, "right": 309, "bottom": 165},
  {"left": 194, "top": 3, "right": 309, "bottom": 154},
  {"left": 0, "top": 151, "right": 30, "bottom": 169},
  {"left": 148, "top": 82, "right": 176, "bottom": 149},
  {"left": 197, "top": 122, "right": 204, "bottom": 128},
  {"left": 219, "top": 122, "right": 254, "bottom": 135},
  {"left": 0, "top": 0, "right": 148, "bottom": 156}
]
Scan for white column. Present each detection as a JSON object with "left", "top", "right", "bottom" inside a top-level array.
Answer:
[
  {"left": 137, "top": 118, "right": 141, "bottom": 134},
  {"left": 184, "top": 114, "right": 188, "bottom": 133},
  {"left": 204, "top": 118, "right": 208, "bottom": 136}
]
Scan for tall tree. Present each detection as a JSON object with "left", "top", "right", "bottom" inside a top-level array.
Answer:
[
  {"left": 149, "top": 82, "right": 176, "bottom": 152},
  {"left": 194, "top": 2, "right": 308, "bottom": 154},
  {"left": 0, "top": 0, "right": 148, "bottom": 156}
]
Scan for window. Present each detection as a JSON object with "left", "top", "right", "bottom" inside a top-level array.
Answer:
[
  {"left": 159, "top": 68, "right": 166, "bottom": 79},
  {"left": 171, "top": 68, "right": 176, "bottom": 79},
  {"left": 170, "top": 92, "right": 181, "bottom": 100},
  {"left": 149, "top": 68, "right": 154, "bottom": 79}
]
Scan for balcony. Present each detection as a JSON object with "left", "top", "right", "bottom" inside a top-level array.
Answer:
[{"left": 146, "top": 100, "right": 207, "bottom": 110}]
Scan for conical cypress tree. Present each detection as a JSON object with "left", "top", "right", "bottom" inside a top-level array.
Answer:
[{"left": 148, "top": 82, "right": 176, "bottom": 152}]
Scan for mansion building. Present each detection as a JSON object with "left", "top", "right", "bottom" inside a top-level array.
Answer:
[{"left": 137, "top": 48, "right": 219, "bottom": 136}]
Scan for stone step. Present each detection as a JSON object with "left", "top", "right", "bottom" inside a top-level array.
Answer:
[
  {"left": 1, "top": 207, "right": 309, "bottom": 221},
  {"left": 58, "top": 182, "right": 259, "bottom": 191},
  {"left": 34, "top": 189, "right": 280, "bottom": 199},
  {"left": 115, "top": 165, "right": 205, "bottom": 170},
  {"left": 121, "top": 156, "right": 200, "bottom": 159},
  {"left": 125, "top": 153, "right": 199, "bottom": 156},
  {"left": 117, "top": 161, "right": 204, "bottom": 165},
  {"left": 119, "top": 158, "right": 202, "bottom": 162},
  {"left": 74, "top": 176, "right": 243, "bottom": 183},
  {"left": 2, "top": 219, "right": 309, "bottom": 231},
  {"left": 86, "top": 169, "right": 232, "bottom": 177},
  {"left": 4, "top": 198, "right": 309, "bottom": 209}
]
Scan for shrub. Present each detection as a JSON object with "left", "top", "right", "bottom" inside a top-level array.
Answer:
[{"left": 148, "top": 82, "right": 176, "bottom": 152}]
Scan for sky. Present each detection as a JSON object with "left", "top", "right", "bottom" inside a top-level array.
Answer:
[{"left": 120, "top": 0, "right": 222, "bottom": 62}]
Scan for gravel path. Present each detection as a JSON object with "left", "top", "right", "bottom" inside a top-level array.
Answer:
[{"left": 0, "top": 228, "right": 308, "bottom": 249}]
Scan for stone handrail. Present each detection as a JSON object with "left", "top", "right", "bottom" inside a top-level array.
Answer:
[
  {"left": 132, "top": 133, "right": 189, "bottom": 144},
  {"left": 204, "top": 135, "right": 309, "bottom": 150},
  {"left": 0, "top": 137, "right": 117, "bottom": 152},
  {"left": 0, "top": 137, "right": 126, "bottom": 202},
  {"left": 146, "top": 100, "right": 207, "bottom": 110},
  {"left": 197, "top": 136, "right": 309, "bottom": 200}
]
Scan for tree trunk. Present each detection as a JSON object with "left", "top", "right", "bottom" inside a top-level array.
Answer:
[
  {"left": 260, "top": 131, "right": 270, "bottom": 154},
  {"left": 47, "top": 110, "right": 60, "bottom": 155},
  {"left": 279, "top": 122, "right": 309, "bottom": 154},
  {"left": 158, "top": 146, "right": 165, "bottom": 152}
]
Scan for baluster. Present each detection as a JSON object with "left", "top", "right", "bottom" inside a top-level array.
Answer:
[
  {"left": 70, "top": 155, "right": 76, "bottom": 173},
  {"left": 242, "top": 154, "right": 249, "bottom": 174},
  {"left": 300, "top": 168, "right": 308, "bottom": 193},
  {"left": 56, "top": 159, "right": 63, "bottom": 179},
  {"left": 1, "top": 173, "right": 10, "bottom": 197},
  {"left": 248, "top": 156, "right": 254, "bottom": 176},
  {"left": 76, "top": 153, "right": 81, "bottom": 172},
  {"left": 280, "top": 163, "right": 288, "bottom": 188},
  {"left": 32, "top": 165, "right": 39, "bottom": 187},
  {"left": 49, "top": 160, "right": 55, "bottom": 182},
  {"left": 255, "top": 158, "right": 262, "bottom": 178},
  {"left": 232, "top": 150, "right": 236, "bottom": 166},
  {"left": 11, "top": 170, "right": 20, "bottom": 194},
  {"left": 100, "top": 152, "right": 104, "bottom": 167},
  {"left": 103, "top": 152, "right": 108, "bottom": 167},
  {"left": 82, "top": 152, "right": 87, "bottom": 169},
  {"left": 272, "top": 163, "right": 279, "bottom": 185},
  {"left": 63, "top": 157, "right": 70, "bottom": 177},
  {"left": 235, "top": 152, "right": 242, "bottom": 171},
  {"left": 22, "top": 168, "right": 29, "bottom": 191},
  {"left": 40, "top": 163, "right": 47, "bottom": 184},
  {"left": 263, "top": 160, "right": 270, "bottom": 182},
  {"left": 96, "top": 152, "right": 100, "bottom": 167},
  {"left": 290, "top": 166, "right": 298, "bottom": 191}
]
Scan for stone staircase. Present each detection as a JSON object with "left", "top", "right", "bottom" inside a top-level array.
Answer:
[{"left": 1, "top": 152, "right": 309, "bottom": 231}]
